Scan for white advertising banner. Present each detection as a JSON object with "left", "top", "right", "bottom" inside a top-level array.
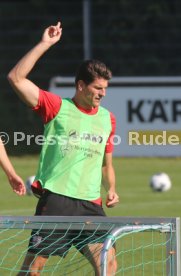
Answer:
[{"left": 49, "top": 77, "right": 181, "bottom": 157}]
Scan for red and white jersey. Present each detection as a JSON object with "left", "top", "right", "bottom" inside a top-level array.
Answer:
[
  {"left": 33, "top": 89, "right": 116, "bottom": 153},
  {"left": 31, "top": 89, "right": 117, "bottom": 205}
]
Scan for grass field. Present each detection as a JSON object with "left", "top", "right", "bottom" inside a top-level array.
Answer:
[
  {"left": 0, "top": 155, "right": 180, "bottom": 275},
  {"left": 0, "top": 155, "right": 180, "bottom": 218}
]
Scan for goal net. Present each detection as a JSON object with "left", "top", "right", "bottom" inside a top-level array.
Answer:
[{"left": 0, "top": 216, "right": 180, "bottom": 275}]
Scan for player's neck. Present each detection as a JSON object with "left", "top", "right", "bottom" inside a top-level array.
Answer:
[{"left": 72, "top": 96, "right": 95, "bottom": 111}]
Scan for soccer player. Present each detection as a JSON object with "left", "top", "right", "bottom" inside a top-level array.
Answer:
[
  {"left": 0, "top": 137, "right": 26, "bottom": 195},
  {"left": 8, "top": 22, "right": 119, "bottom": 276}
]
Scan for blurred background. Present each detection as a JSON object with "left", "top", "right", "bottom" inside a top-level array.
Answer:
[
  {"left": 0, "top": 4, "right": 180, "bottom": 273},
  {"left": 1, "top": 0, "right": 181, "bottom": 155}
]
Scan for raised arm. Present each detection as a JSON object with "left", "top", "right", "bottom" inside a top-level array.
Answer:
[
  {"left": 7, "top": 22, "right": 62, "bottom": 107},
  {"left": 0, "top": 138, "right": 26, "bottom": 195},
  {"left": 102, "top": 152, "right": 119, "bottom": 208}
]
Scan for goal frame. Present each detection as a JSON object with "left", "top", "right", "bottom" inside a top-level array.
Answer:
[{"left": 0, "top": 215, "right": 180, "bottom": 275}]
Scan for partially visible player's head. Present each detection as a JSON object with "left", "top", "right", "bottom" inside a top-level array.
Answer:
[
  {"left": 74, "top": 60, "right": 112, "bottom": 109},
  {"left": 75, "top": 59, "right": 112, "bottom": 88}
]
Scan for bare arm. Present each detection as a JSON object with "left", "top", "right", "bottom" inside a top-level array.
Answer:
[
  {"left": 0, "top": 138, "right": 26, "bottom": 195},
  {"left": 7, "top": 22, "right": 62, "bottom": 107},
  {"left": 102, "top": 152, "right": 119, "bottom": 208}
]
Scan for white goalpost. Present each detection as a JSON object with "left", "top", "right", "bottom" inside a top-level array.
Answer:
[{"left": 0, "top": 216, "right": 180, "bottom": 275}]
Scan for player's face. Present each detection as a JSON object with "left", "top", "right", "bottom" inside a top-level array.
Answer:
[{"left": 81, "top": 78, "right": 108, "bottom": 108}]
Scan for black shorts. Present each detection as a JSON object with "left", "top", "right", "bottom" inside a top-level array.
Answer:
[{"left": 28, "top": 191, "right": 107, "bottom": 257}]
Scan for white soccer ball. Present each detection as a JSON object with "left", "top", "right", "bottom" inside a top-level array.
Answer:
[
  {"left": 25, "top": 175, "right": 35, "bottom": 195},
  {"left": 150, "top": 173, "right": 172, "bottom": 192}
]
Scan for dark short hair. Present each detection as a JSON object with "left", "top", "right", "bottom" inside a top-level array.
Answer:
[{"left": 75, "top": 59, "right": 112, "bottom": 86}]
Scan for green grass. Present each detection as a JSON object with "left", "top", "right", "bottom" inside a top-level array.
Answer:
[
  {"left": 1, "top": 155, "right": 180, "bottom": 218},
  {"left": 0, "top": 155, "right": 38, "bottom": 216},
  {"left": 0, "top": 156, "right": 180, "bottom": 275},
  {"left": 105, "top": 157, "right": 181, "bottom": 218}
]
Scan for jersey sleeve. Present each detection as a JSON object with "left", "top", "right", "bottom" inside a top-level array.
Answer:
[
  {"left": 32, "top": 89, "right": 62, "bottom": 124},
  {"left": 105, "top": 112, "right": 116, "bottom": 153}
]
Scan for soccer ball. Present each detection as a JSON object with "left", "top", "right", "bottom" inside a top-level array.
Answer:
[
  {"left": 150, "top": 173, "right": 172, "bottom": 192},
  {"left": 25, "top": 175, "right": 35, "bottom": 195}
]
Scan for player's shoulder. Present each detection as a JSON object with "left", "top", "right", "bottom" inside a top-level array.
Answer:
[
  {"left": 61, "top": 97, "right": 72, "bottom": 103},
  {"left": 39, "top": 89, "right": 61, "bottom": 101},
  {"left": 110, "top": 111, "right": 116, "bottom": 121},
  {"left": 99, "top": 105, "right": 116, "bottom": 120}
]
